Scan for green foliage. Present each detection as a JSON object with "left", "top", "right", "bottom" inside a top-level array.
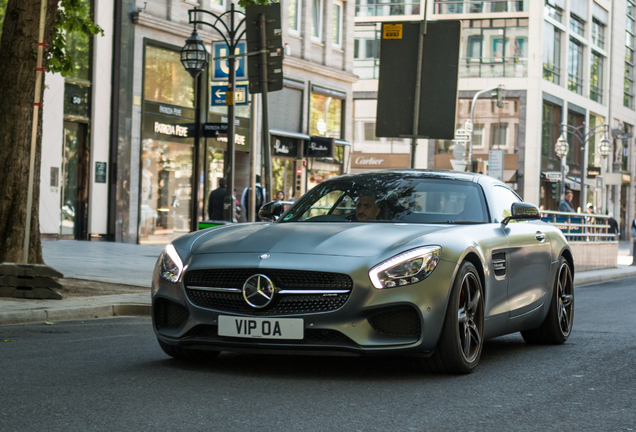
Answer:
[
  {"left": 47, "top": 0, "right": 103, "bottom": 77},
  {"left": 237, "top": 0, "right": 273, "bottom": 8},
  {"left": 0, "top": 0, "right": 7, "bottom": 45}
]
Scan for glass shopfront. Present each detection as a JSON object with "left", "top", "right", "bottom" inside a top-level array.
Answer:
[{"left": 140, "top": 43, "right": 195, "bottom": 245}]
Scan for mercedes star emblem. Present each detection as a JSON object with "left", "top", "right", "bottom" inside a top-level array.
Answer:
[
  {"left": 259, "top": 254, "right": 270, "bottom": 260},
  {"left": 242, "top": 274, "right": 276, "bottom": 308}
]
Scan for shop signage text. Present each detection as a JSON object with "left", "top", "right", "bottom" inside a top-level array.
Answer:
[
  {"left": 154, "top": 122, "right": 189, "bottom": 137},
  {"left": 272, "top": 136, "right": 298, "bottom": 157},
  {"left": 305, "top": 136, "right": 334, "bottom": 158},
  {"left": 350, "top": 153, "right": 410, "bottom": 169},
  {"left": 158, "top": 105, "right": 182, "bottom": 116},
  {"left": 217, "top": 134, "right": 247, "bottom": 146}
]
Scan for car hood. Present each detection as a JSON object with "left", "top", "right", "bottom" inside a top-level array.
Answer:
[{"left": 190, "top": 222, "right": 451, "bottom": 257}]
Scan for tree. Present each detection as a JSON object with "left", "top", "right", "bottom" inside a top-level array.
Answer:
[{"left": 0, "top": 0, "right": 101, "bottom": 263}]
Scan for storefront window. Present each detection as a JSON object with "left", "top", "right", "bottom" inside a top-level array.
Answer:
[
  {"left": 144, "top": 44, "right": 194, "bottom": 108},
  {"left": 140, "top": 139, "right": 192, "bottom": 244},
  {"left": 310, "top": 93, "right": 342, "bottom": 138}
]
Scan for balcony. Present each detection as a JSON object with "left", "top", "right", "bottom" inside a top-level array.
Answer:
[
  {"left": 459, "top": 57, "right": 527, "bottom": 78},
  {"left": 434, "top": 0, "right": 528, "bottom": 15},
  {"left": 355, "top": 0, "right": 420, "bottom": 18}
]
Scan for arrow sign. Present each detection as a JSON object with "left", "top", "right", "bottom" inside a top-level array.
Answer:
[{"left": 211, "top": 85, "right": 248, "bottom": 106}]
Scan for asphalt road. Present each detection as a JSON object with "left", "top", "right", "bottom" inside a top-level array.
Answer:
[{"left": 1, "top": 277, "right": 635, "bottom": 432}]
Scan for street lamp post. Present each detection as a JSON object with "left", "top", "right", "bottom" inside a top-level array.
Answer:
[
  {"left": 555, "top": 133, "right": 569, "bottom": 200},
  {"left": 181, "top": 29, "right": 208, "bottom": 233},
  {"left": 183, "top": 5, "right": 245, "bottom": 225},
  {"left": 558, "top": 123, "right": 610, "bottom": 212},
  {"left": 598, "top": 134, "right": 612, "bottom": 213}
]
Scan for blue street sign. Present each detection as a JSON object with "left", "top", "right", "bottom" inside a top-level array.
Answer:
[
  {"left": 212, "top": 41, "right": 247, "bottom": 80},
  {"left": 211, "top": 85, "right": 248, "bottom": 106}
]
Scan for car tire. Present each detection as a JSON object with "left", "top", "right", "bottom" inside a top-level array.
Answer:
[
  {"left": 521, "top": 257, "right": 574, "bottom": 345},
  {"left": 425, "top": 261, "right": 484, "bottom": 374},
  {"left": 158, "top": 340, "right": 221, "bottom": 360}
]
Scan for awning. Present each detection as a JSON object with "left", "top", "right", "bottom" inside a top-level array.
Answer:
[{"left": 269, "top": 129, "right": 310, "bottom": 140}]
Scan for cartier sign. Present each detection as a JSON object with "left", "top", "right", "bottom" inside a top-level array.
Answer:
[{"left": 351, "top": 153, "right": 410, "bottom": 169}]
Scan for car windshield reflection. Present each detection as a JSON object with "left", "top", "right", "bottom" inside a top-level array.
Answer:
[{"left": 279, "top": 173, "right": 489, "bottom": 224}]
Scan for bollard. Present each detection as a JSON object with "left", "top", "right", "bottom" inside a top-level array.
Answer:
[{"left": 632, "top": 239, "right": 636, "bottom": 266}]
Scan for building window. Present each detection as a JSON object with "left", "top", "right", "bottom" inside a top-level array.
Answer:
[
  {"left": 333, "top": 1, "right": 343, "bottom": 46},
  {"left": 541, "top": 101, "right": 561, "bottom": 159},
  {"left": 544, "top": 0, "right": 562, "bottom": 23},
  {"left": 569, "top": 14, "right": 585, "bottom": 37},
  {"left": 363, "top": 122, "right": 380, "bottom": 141},
  {"left": 490, "top": 123, "right": 508, "bottom": 149},
  {"left": 590, "top": 51, "right": 603, "bottom": 104},
  {"left": 312, "top": 0, "right": 323, "bottom": 40},
  {"left": 144, "top": 45, "right": 194, "bottom": 108},
  {"left": 591, "top": 19, "right": 605, "bottom": 49},
  {"left": 543, "top": 21, "right": 561, "bottom": 84},
  {"left": 568, "top": 39, "right": 584, "bottom": 95},
  {"left": 626, "top": 0, "right": 635, "bottom": 109},
  {"left": 459, "top": 19, "right": 529, "bottom": 79},
  {"left": 472, "top": 124, "right": 484, "bottom": 148},
  {"left": 289, "top": 0, "right": 300, "bottom": 33},
  {"left": 310, "top": 93, "right": 343, "bottom": 139},
  {"left": 210, "top": 0, "right": 224, "bottom": 8},
  {"left": 353, "top": 23, "right": 381, "bottom": 79}
]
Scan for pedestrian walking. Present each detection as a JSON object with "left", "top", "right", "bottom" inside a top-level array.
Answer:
[
  {"left": 241, "top": 175, "right": 266, "bottom": 221},
  {"left": 607, "top": 213, "right": 619, "bottom": 237}
]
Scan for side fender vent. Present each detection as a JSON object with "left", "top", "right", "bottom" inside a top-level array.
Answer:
[{"left": 492, "top": 252, "right": 506, "bottom": 277}]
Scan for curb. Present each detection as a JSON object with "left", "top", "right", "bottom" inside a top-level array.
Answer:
[
  {"left": 0, "top": 304, "right": 151, "bottom": 326},
  {"left": 574, "top": 266, "right": 636, "bottom": 287}
]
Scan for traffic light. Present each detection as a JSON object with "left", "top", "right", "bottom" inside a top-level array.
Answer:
[
  {"left": 550, "top": 182, "right": 558, "bottom": 201},
  {"left": 495, "top": 86, "right": 504, "bottom": 108}
]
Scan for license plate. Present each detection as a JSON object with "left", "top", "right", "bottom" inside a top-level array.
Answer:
[{"left": 218, "top": 316, "right": 304, "bottom": 340}]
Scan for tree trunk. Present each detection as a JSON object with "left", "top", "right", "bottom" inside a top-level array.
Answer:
[{"left": 0, "top": 0, "right": 58, "bottom": 263}]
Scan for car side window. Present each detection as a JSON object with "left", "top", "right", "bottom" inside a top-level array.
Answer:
[{"left": 492, "top": 185, "right": 521, "bottom": 222}]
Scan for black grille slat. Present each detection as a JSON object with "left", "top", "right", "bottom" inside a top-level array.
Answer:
[
  {"left": 154, "top": 298, "right": 189, "bottom": 329},
  {"left": 184, "top": 269, "right": 353, "bottom": 290},
  {"left": 185, "top": 289, "right": 350, "bottom": 315},
  {"left": 184, "top": 269, "right": 353, "bottom": 315}
]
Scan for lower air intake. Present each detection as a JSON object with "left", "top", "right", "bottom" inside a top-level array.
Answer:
[
  {"left": 368, "top": 305, "right": 421, "bottom": 337},
  {"left": 154, "top": 298, "right": 189, "bottom": 329}
]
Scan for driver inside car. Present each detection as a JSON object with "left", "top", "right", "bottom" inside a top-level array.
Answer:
[{"left": 355, "top": 191, "right": 381, "bottom": 222}]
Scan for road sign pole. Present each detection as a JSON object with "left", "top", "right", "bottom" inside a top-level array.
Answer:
[
  {"left": 222, "top": 4, "right": 238, "bottom": 223},
  {"left": 260, "top": 12, "right": 272, "bottom": 200}
]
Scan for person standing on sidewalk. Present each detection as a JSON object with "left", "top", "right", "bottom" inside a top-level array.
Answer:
[
  {"left": 559, "top": 190, "right": 575, "bottom": 213},
  {"left": 207, "top": 178, "right": 227, "bottom": 221}
]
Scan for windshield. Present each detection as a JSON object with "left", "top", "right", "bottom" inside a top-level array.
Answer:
[{"left": 279, "top": 174, "right": 489, "bottom": 224}]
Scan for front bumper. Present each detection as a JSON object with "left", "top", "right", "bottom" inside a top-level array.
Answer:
[{"left": 151, "top": 252, "right": 457, "bottom": 356}]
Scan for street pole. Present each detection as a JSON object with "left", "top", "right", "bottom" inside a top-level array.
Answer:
[
  {"left": 560, "top": 156, "right": 566, "bottom": 199},
  {"left": 190, "top": 73, "right": 202, "bottom": 233},
  {"left": 260, "top": 12, "right": 272, "bottom": 200},
  {"left": 410, "top": 18, "right": 426, "bottom": 169}
]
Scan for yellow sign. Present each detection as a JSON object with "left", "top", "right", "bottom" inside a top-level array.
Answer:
[
  {"left": 383, "top": 24, "right": 403, "bottom": 39},
  {"left": 225, "top": 91, "right": 234, "bottom": 106}
]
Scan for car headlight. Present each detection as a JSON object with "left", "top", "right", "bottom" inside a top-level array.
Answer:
[
  {"left": 159, "top": 244, "right": 184, "bottom": 283},
  {"left": 369, "top": 246, "right": 441, "bottom": 289}
]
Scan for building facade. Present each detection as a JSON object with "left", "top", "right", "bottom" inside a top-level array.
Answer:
[
  {"left": 34, "top": 0, "right": 356, "bottom": 245},
  {"left": 352, "top": 0, "right": 635, "bottom": 238}
]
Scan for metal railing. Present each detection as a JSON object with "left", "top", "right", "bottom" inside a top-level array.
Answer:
[
  {"left": 355, "top": 2, "right": 421, "bottom": 18},
  {"left": 434, "top": 0, "right": 528, "bottom": 14},
  {"left": 460, "top": 57, "right": 527, "bottom": 78},
  {"left": 541, "top": 210, "right": 617, "bottom": 242}
]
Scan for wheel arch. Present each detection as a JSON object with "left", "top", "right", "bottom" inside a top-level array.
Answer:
[
  {"left": 561, "top": 247, "right": 575, "bottom": 279},
  {"left": 462, "top": 251, "right": 486, "bottom": 300}
]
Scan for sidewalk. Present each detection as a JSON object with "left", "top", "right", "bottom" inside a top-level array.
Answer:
[{"left": 1, "top": 239, "right": 635, "bottom": 326}]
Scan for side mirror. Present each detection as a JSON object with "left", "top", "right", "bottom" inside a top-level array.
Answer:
[
  {"left": 258, "top": 201, "right": 285, "bottom": 222},
  {"left": 501, "top": 202, "right": 541, "bottom": 226}
]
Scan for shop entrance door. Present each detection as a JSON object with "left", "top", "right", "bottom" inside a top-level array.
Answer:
[{"left": 60, "top": 121, "right": 90, "bottom": 239}]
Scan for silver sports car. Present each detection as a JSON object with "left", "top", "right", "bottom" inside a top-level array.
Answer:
[{"left": 152, "top": 170, "right": 574, "bottom": 373}]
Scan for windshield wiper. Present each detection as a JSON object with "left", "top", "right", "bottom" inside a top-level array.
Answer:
[{"left": 445, "top": 220, "right": 484, "bottom": 224}]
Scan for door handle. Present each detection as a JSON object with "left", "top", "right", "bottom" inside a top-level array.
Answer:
[{"left": 535, "top": 231, "right": 546, "bottom": 242}]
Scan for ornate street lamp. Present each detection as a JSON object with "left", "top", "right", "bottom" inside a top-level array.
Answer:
[
  {"left": 181, "top": 28, "right": 208, "bottom": 233},
  {"left": 598, "top": 135, "right": 611, "bottom": 158},
  {"left": 555, "top": 133, "right": 569, "bottom": 202},
  {"left": 181, "top": 30, "right": 208, "bottom": 78}
]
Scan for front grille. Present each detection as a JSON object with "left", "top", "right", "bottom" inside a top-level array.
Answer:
[
  {"left": 367, "top": 306, "right": 421, "bottom": 337},
  {"left": 154, "top": 298, "right": 189, "bottom": 329},
  {"left": 184, "top": 269, "right": 353, "bottom": 315},
  {"left": 185, "top": 289, "right": 350, "bottom": 315},
  {"left": 184, "top": 325, "right": 357, "bottom": 347},
  {"left": 185, "top": 269, "right": 353, "bottom": 290}
]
